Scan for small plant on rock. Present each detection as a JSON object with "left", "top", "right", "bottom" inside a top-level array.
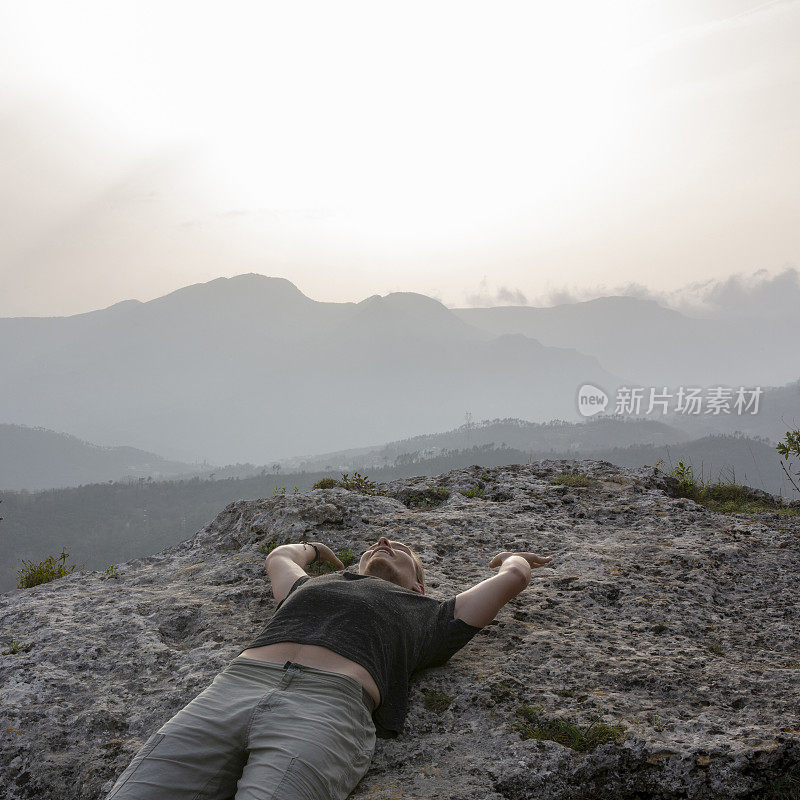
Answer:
[
  {"left": 511, "top": 705, "right": 627, "bottom": 751},
  {"left": 16, "top": 546, "right": 85, "bottom": 589},
  {"left": 406, "top": 483, "right": 450, "bottom": 509},
  {"left": 652, "top": 621, "right": 669, "bottom": 634},
  {"left": 708, "top": 639, "right": 725, "bottom": 655},
  {"left": 312, "top": 477, "right": 341, "bottom": 490},
  {"left": 423, "top": 691, "right": 454, "bottom": 713},
  {"left": 258, "top": 539, "right": 279, "bottom": 557},
  {"left": 308, "top": 547, "right": 356, "bottom": 575},
  {"left": 551, "top": 472, "right": 599, "bottom": 488},
  {"left": 339, "top": 472, "right": 383, "bottom": 496},
  {"left": 554, "top": 688, "right": 577, "bottom": 698},
  {"left": 777, "top": 429, "right": 800, "bottom": 496},
  {"left": 672, "top": 460, "right": 697, "bottom": 496}
]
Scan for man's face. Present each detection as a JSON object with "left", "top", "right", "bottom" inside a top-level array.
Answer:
[{"left": 358, "top": 536, "right": 423, "bottom": 594}]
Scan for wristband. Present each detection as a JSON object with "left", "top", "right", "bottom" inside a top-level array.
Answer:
[{"left": 305, "top": 543, "right": 320, "bottom": 563}]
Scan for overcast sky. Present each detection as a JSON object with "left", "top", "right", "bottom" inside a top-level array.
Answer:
[{"left": 1, "top": 0, "right": 798, "bottom": 317}]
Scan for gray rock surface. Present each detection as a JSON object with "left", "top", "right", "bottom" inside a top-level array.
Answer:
[{"left": 1, "top": 460, "right": 799, "bottom": 799}]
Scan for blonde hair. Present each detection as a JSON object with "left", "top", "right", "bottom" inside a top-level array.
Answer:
[{"left": 408, "top": 547, "right": 425, "bottom": 589}]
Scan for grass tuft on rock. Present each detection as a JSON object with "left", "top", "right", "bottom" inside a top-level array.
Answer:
[
  {"left": 511, "top": 705, "right": 627, "bottom": 751},
  {"left": 550, "top": 472, "right": 599, "bottom": 488},
  {"left": 708, "top": 639, "right": 725, "bottom": 655},
  {"left": 423, "top": 691, "right": 454, "bottom": 713},
  {"left": 664, "top": 460, "right": 800, "bottom": 515},
  {"left": 405, "top": 483, "right": 450, "bottom": 509}
]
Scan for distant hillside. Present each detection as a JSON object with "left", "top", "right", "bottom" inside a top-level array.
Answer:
[
  {"left": 0, "top": 424, "right": 209, "bottom": 490},
  {"left": 278, "top": 415, "right": 692, "bottom": 472}
]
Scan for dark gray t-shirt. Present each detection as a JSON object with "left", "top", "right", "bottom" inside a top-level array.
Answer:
[{"left": 242, "top": 571, "right": 482, "bottom": 738}]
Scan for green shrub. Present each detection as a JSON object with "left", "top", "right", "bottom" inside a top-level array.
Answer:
[
  {"left": 459, "top": 486, "right": 485, "bottom": 498},
  {"left": 312, "top": 477, "right": 341, "bottom": 490},
  {"left": 672, "top": 460, "right": 696, "bottom": 495},
  {"left": 313, "top": 473, "right": 385, "bottom": 495},
  {"left": 104, "top": 564, "right": 119, "bottom": 578},
  {"left": 511, "top": 705, "right": 627, "bottom": 751},
  {"left": 16, "top": 546, "right": 85, "bottom": 589},
  {"left": 339, "top": 472, "right": 383, "bottom": 495},
  {"left": 777, "top": 430, "right": 800, "bottom": 496}
]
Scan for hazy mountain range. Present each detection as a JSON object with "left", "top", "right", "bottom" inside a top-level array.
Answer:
[
  {"left": 453, "top": 295, "right": 799, "bottom": 387},
  {"left": 0, "top": 274, "right": 618, "bottom": 465},
  {"left": 1, "top": 273, "right": 797, "bottom": 467}
]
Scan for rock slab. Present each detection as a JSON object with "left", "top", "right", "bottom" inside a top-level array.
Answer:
[{"left": 1, "top": 460, "right": 799, "bottom": 799}]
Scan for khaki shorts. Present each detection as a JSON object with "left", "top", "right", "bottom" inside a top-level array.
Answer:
[{"left": 104, "top": 657, "right": 377, "bottom": 800}]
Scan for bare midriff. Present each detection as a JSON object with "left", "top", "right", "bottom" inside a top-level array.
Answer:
[{"left": 237, "top": 643, "right": 381, "bottom": 709}]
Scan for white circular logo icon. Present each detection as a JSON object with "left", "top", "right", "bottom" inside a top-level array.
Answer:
[{"left": 577, "top": 383, "right": 608, "bottom": 417}]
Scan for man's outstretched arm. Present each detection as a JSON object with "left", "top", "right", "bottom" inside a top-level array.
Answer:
[
  {"left": 265, "top": 542, "right": 344, "bottom": 605},
  {"left": 453, "top": 551, "right": 553, "bottom": 628}
]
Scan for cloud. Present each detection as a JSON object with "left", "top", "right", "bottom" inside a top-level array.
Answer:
[
  {"left": 463, "top": 276, "right": 528, "bottom": 307},
  {"left": 666, "top": 266, "right": 800, "bottom": 318},
  {"left": 527, "top": 280, "right": 661, "bottom": 309},
  {"left": 527, "top": 267, "right": 800, "bottom": 320}
]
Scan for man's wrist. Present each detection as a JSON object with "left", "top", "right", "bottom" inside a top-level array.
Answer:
[
  {"left": 267, "top": 543, "right": 318, "bottom": 567},
  {"left": 499, "top": 555, "right": 532, "bottom": 585}
]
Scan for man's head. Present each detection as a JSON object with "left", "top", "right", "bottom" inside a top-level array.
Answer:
[{"left": 358, "top": 536, "right": 425, "bottom": 594}]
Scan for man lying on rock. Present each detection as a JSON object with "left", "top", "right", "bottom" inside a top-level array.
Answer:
[{"left": 104, "top": 536, "right": 553, "bottom": 800}]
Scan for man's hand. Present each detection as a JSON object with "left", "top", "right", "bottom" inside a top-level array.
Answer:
[
  {"left": 454, "top": 549, "right": 552, "bottom": 628},
  {"left": 489, "top": 551, "right": 553, "bottom": 570},
  {"left": 309, "top": 542, "right": 345, "bottom": 570}
]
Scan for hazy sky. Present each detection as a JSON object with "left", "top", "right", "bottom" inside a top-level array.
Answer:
[{"left": 1, "top": 0, "right": 798, "bottom": 317}]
